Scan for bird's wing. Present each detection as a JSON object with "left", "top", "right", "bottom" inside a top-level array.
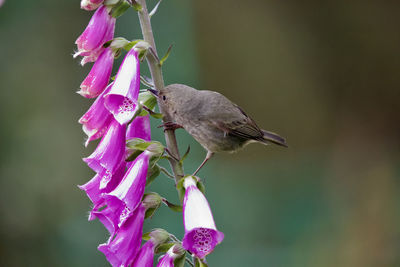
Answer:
[{"left": 209, "top": 105, "right": 264, "bottom": 140}]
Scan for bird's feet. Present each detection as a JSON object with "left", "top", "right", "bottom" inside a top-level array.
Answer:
[{"left": 158, "top": 121, "right": 183, "bottom": 132}]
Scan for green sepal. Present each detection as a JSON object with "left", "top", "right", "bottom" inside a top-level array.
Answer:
[
  {"left": 142, "top": 231, "right": 151, "bottom": 241},
  {"left": 159, "top": 44, "right": 173, "bottom": 66},
  {"left": 123, "top": 39, "right": 144, "bottom": 51},
  {"left": 125, "top": 149, "right": 144, "bottom": 162},
  {"left": 131, "top": 0, "right": 142, "bottom": 11},
  {"left": 126, "top": 138, "right": 164, "bottom": 153},
  {"left": 176, "top": 176, "right": 188, "bottom": 203},
  {"left": 146, "top": 164, "right": 160, "bottom": 186},
  {"left": 194, "top": 257, "right": 209, "bottom": 267},
  {"left": 110, "top": 0, "right": 131, "bottom": 18},
  {"left": 143, "top": 192, "right": 162, "bottom": 219},
  {"left": 174, "top": 255, "right": 186, "bottom": 267},
  {"left": 155, "top": 242, "right": 174, "bottom": 254},
  {"left": 196, "top": 179, "right": 206, "bottom": 194},
  {"left": 137, "top": 91, "right": 157, "bottom": 116}
]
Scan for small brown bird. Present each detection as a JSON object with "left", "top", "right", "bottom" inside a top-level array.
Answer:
[{"left": 150, "top": 84, "right": 287, "bottom": 175}]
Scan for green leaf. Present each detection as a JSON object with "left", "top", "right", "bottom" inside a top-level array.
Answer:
[
  {"left": 149, "top": 0, "right": 163, "bottom": 18},
  {"left": 159, "top": 44, "right": 173, "bottom": 66},
  {"left": 164, "top": 200, "right": 182, "bottom": 212},
  {"left": 155, "top": 242, "right": 174, "bottom": 254},
  {"left": 110, "top": 0, "right": 131, "bottom": 18}
]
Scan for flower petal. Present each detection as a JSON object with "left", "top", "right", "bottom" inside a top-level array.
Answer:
[
  {"left": 79, "top": 82, "right": 113, "bottom": 147},
  {"left": 78, "top": 47, "right": 114, "bottom": 98},
  {"left": 98, "top": 204, "right": 146, "bottom": 267}
]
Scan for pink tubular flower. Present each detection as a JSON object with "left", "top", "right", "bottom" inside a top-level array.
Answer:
[
  {"left": 104, "top": 48, "right": 140, "bottom": 125},
  {"left": 132, "top": 229, "right": 169, "bottom": 267},
  {"left": 74, "top": 5, "right": 115, "bottom": 65},
  {"left": 98, "top": 203, "right": 146, "bottom": 267},
  {"left": 83, "top": 119, "right": 126, "bottom": 174},
  {"left": 78, "top": 160, "right": 126, "bottom": 210},
  {"left": 182, "top": 176, "right": 224, "bottom": 259},
  {"left": 100, "top": 151, "right": 151, "bottom": 229},
  {"left": 80, "top": 0, "right": 103, "bottom": 11},
  {"left": 157, "top": 244, "right": 185, "bottom": 267},
  {"left": 126, "top": 115, "right": 151, "bottom": 141},
  {"left": 131, "top": 239, "right": 156, "bottom": 267},
  {"left": 78, "top": 47, "right": 114, "bottom": 98},
  {"left": 79, "top": 83, "right": 113, "bottom": 147}
]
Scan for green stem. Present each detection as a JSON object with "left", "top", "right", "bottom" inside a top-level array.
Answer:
[{"left": 136, "top": 0, "right": 185, "bottom": 184}]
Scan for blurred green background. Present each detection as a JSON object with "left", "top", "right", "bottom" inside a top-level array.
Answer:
[{"left": 1, "top": 0, "right": 399, "bottom": 266}]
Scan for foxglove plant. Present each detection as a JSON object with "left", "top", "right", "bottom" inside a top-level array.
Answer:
[{"left": 75, "top": 0, "right": 224, "bottom": 266}]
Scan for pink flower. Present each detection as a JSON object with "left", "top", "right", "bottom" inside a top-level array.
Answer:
[
  {"left": 132, "top": 229, "right": 170, "bottom": 267},
  {"left": 80, "top": 0, "right": 104, "bottom": 11},
  {"left": 79, "top": 82, "right": 113, "bottom": 147},
  {"left": 182, "top": 176, "right": 224, "bottom": 259},
  {"left": 83, "top": 119, "right": 126, "bottom": 174},
  {"left": 98, "top": 203, "right": 146, "bottom": 267},
  {"left": 99, "top": 151, "right": 151, "bottom": 230},
  {"left": 104, "top": 48, "right": 140, "bottom": 125},
  {"left": 78, "top": 47, "right": 114, "bottom": 98},
  {"left": 126, "top": 115, "right": 151, "bottom": 141},
  {"left": 74, "top": 5, "right": 115, "bottom": 65},
  {"left": 78, "top": 160, "right": 126, "bottom": 211}
]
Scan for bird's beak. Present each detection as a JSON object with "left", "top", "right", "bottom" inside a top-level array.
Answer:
[{"left": 147, "top": 88, "right": 159, "bottom": 97}]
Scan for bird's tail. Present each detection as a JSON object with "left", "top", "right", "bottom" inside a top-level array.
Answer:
[{"left": 261, "top": 129, "right": 288, "bottom": 147}]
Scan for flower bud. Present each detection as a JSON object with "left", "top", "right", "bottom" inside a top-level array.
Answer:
[
  {"left": 80, "top": 0, "right": 103, "bottom": 11},
  {"left": 74, "top": 5, "right": 115, "bottom": 65},
  {"left": 157, "top": 244, "right": 185, "bottom": 267}
]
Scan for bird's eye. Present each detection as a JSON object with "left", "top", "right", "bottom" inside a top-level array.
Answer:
[{"left": 162, "top": 95, "right": 166, "bottom": 101}]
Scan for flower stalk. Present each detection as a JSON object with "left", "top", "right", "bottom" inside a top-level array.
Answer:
[{"left": 136, "top": 0, "right": 184, "bottom": 183}]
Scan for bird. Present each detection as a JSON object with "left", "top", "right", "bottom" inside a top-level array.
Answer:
[{"left": 149, "top": 84, "right": 287, "bottom": 175}]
